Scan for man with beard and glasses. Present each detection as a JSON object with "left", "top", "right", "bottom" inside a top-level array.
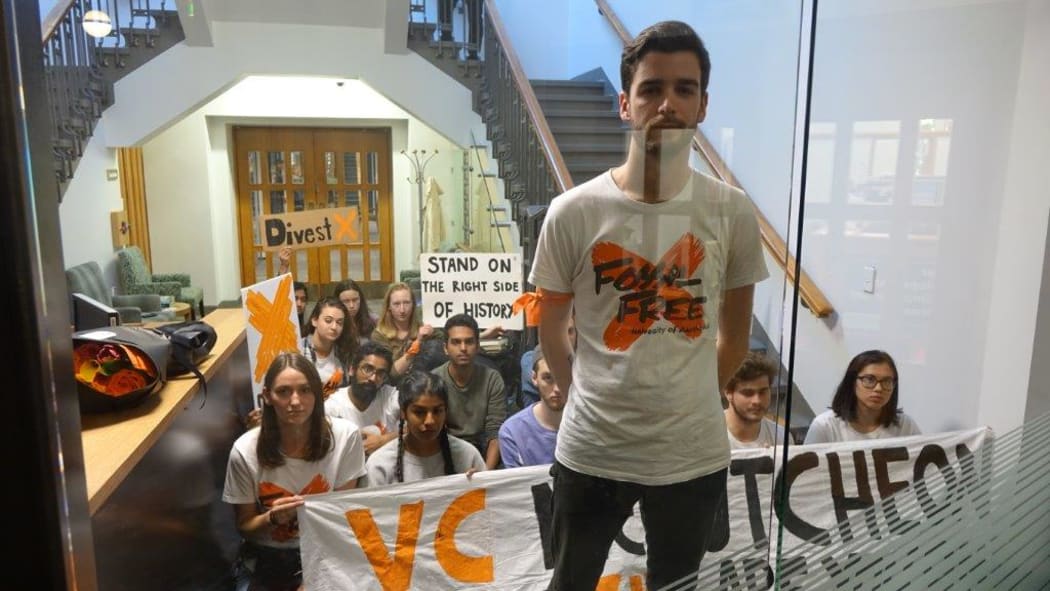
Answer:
[
  {"left": 324, "top": 341, "right": 400, "bottom": 457},
  {"left": 724, "top": 351, "right": 789, "bottom": 449},
  {"left": 528, "top": 20, "right": 769, "bottom": 591}
]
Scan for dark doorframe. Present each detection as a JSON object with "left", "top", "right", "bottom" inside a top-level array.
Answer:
[{"left": 0, "top": 0, "right": 97, "bottom": 587}]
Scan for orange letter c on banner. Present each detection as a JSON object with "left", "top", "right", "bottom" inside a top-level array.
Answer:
[{"left": 434, "top": 488, "right": 493, "bottom": 583}]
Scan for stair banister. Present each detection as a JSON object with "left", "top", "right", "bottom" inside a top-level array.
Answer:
[
  {"left": 483, "top": 0, "right": 574, "bottom": 194},
  {"left": 594, "top": 0, "right": 833, "bottom": 318}
]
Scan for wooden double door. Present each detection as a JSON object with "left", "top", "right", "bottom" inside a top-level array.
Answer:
[{"left": 233, "top": 126, "right": 394, "bottom": 291}]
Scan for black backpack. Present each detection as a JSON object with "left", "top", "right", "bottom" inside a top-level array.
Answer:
[{"left": 152, "top": 320, "right": 218, "bottom": 406}]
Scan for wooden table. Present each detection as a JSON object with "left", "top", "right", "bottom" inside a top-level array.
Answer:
[
  {"left": 79, "top": 308, "right": 246, "bottom": 515},
  {"left": 171, "top": 301, "right": 192, "bottom": 321}
]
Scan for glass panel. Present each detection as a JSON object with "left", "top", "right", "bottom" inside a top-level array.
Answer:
[
  {"left": 250, "top": 190, "right": 263, "bottom": 248},
  {"left": 367, "top": 190, "right": 380, "bottom": 242},
  {"left": 289, "top": 151, "right": 304, "bottom": 184},
  {"left": 366, "top": 151, "right": 379, "bottom": 184},
  {"left": 847, "top": 120, "right": 900, "bottom": 205},
  {"left": 247, "top": 151, "right": 261, "bottom": 185},
  {"left": 268, "top": 151, "right": 285, "bottom": 184},
  {"left": 292, "top": 191, "right": 306, "bottom": 212},
  {"left": 331, "top": 248, "right": 363, "bottom": 281},
  {"left": 344, "top": 190, "right": 360, "bottom": 210},
  {"left": 369, "top": 248, "right": 381, "bottom": 281},
  {"left": 327, "top": 189, "right": 339, "bottom": 209},
  {"left": 254, "top": 248, "right": 266, "bottom": 283},
  {"left": 343, "top": 152, "right": 360, "bottom": 184},
  {"left": 912, "top": 118, "right": 952, "bottom": 207},
  {"left": 807, "top": 122, "right": 836, "bottom": 204},
  {"left": 269, "top": 190, "right": 286, "bottom": 214},
  {"left": 295, "top": 249, "right": 311, "bottom": 283},
  {"left": 325, "top": 151, "right": 338, "bottom": 185}
]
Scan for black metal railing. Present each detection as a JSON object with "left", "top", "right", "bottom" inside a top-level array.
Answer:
[{"left": 41, "top": 0, "right": 175, "bottom": 196}]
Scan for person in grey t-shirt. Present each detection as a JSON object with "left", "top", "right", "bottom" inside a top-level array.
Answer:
[
  {"left": 431, "top": 313, "right": 506, "bottom": 469},
  {"left": 724, "top": 351, "right": 790, "bottom": 449}
]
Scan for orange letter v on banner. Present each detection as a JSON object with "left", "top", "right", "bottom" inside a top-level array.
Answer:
[{"left": 346, "top": 501, "right": 424, "bottom": 591}]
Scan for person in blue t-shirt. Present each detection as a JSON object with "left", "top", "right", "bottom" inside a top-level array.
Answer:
[
  {"left": 499, "top": 348, "right": 565, "bottom": 467},
  {"left": 520, "top": 315, "right": 575, "bottom": 406}
]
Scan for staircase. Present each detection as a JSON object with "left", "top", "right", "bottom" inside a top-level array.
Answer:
[
  {"left": 531, "top": 79, "right": 626, "bottom": 186},
  {"left": 42, "top": 0, "right": 184, "bottom": 199}
]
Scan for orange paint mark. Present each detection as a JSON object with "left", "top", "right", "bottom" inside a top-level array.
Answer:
[
  {"left": 332, "top": 209, "right": 361, "bottom": 242},
  {"left": 434, "top": 489, "right": 493, "bottom": 583},
  {"left": 346, "top": 501, "right": 424, "bottom": 591},
  {"left": 258, "top": 474, "right": 331, "bottom": 542},
  {"left": 596, "top": 574, "right": 647, "bottom": 591},
  {"left": 245, "top": 274, "right": 300, "bottom": 382}
]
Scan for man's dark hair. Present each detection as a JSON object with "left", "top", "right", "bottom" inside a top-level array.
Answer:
[
  {"left": 620, "top": 20, "right": 711, "bottom": 94},
  {"left": 293, "top": 281, "right": 308, "bottom": 293},
  {"left": 351, "top": 340, "right": 393, "bottom": 370},
  {"left": 443, "top": 313, "right": 479, "bottom": 342},
  {"left": 531, "top": 346, "right": 545, "bottom": 373},
  {"left": 725, "top": 352, "right": 779, "bottom": 394},
  {"left": 830, "top": 349, "right": 902, "bottom": 428}
]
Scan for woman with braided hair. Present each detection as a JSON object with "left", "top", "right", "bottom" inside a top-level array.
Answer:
[{"left": 362, "top": 370, "right": 485, "bottom": 486}]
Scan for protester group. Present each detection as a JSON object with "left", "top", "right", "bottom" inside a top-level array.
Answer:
[{"left": 221, "top": 19, "right": 924, "bottom": 591}]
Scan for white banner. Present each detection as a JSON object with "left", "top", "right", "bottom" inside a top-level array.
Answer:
[
  {"left": 300, "top": 428, "right": 991, "bottom": 590},
  {"left": 419, "top": 253, "right": 524, "bottom": 330}
]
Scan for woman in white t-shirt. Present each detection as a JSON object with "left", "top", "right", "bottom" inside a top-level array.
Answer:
[
  {"left": 363, "top": 370, "right": 485, "bottom": 486},
  {"left": 222, "top": 351, "right": 366, "bottom": 591},
  {"left": 300, "top": 297, "right": 358, "bottom": 398},
  {"left": 804, "top": 350, "right": 921, "bottom": 444}
]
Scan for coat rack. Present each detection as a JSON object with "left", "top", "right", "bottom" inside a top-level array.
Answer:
[{"left": 401, "top": 148, "right": 438, "bottom": 264}]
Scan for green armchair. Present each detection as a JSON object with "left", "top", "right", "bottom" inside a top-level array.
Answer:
[
  {"left": 66, "top": 261, "right": 168, "bottom": 324},
  {"left": 116, "top": 245, "right": 205, "bottom": 319}
]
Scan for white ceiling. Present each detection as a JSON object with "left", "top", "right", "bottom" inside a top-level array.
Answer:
[{"left": 200, "top": 0, "right": 386, "bottom": 28}]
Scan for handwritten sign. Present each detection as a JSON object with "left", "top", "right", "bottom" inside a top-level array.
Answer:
[
  {"left": 419, "top": 253, "right": 524, "bottom": 329},
  {"left": 256, "top": 207, "right": 360, "bottom": 252},
  {"left": 240, "top": 274, "right": 300, "bottom": 407}
]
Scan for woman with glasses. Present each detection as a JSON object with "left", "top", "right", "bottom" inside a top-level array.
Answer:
[
  {"left": 803, "top": 350, "right": 921, "bottom": 444},
  {"left": 372, "top": 282, "right": 435, "bottom": 384}
]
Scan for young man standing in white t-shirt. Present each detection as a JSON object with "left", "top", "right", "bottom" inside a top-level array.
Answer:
[
  {"left": 324, "top": 341, "right": 400, "bottom": 456},
  {"left": 529, "top": 20, "right": 769, "bottom": 591},
  {"left": 724, "top": 351, "right": 788, "bottom": 449}
]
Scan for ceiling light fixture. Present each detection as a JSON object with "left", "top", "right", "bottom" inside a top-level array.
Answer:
[{"left": 82, "top": 10, "right": 113, "bottom": 39}]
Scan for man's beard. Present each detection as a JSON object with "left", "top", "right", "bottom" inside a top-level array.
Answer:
[
  {"left": 351, "top": 381, "right": 378, "bottom": 404},
  {"left": 641, "top": 117, "right": 695, "bottom": 156},
  {"left": 730, "top": 400, "right": 764, "bottom": 425}
]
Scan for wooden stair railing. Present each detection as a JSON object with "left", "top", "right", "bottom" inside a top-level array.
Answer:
[{"left": 594, "top": 0, "right": 833, "bottom": 318}]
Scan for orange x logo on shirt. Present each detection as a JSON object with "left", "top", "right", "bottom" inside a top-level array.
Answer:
[{"left": 591, "top": 233, "right": 707, "bottom": 351}]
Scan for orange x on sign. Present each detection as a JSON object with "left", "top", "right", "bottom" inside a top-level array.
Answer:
[{"left": 244, "top": 274, "right": 300, "bottom": 382}]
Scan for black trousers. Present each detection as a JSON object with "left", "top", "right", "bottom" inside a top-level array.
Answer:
[{"left": 547, "top": 461, "right": 727, "bottom": 591}]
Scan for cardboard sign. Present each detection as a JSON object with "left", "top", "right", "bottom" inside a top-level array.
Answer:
[
  {"left": 299, "top": 428, "right": 991, "bottom": 590},
  {"left": 257, "top": 207, "right": 361, "bottom": 252},
  {"left": 419, "top": 253, "right": 524, "bottom": 329},
  {"left": 240, "top": 273, "right": 301, "bottom": 407}
]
